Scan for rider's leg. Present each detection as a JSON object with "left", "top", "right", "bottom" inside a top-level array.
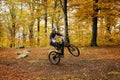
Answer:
[
  {"left": 60, "top": 42, "right": 64, "bottom": 55},
  {"left": 51, "top": 42, "right": 64, "bottom": 58},
  {"left": 51, "top": 42, "right": 62, "bottom": 53},
  {"left": 54, "top": 42, "right": 64, "bottom": 58},
  {"left": 55, "top": 42, "right": 62, "bottom": 54}
]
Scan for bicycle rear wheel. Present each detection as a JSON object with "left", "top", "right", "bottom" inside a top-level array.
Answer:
[
  {"left": 48, "top": 51, "right": 60, "bottom": 65},
  {"left": 67, "top": 45, "right": 80, "bottom": 57}
]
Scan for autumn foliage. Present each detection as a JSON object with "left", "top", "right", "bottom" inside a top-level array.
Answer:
[{"left": 0, "top": 0, "right": 120, "bottom": 47}]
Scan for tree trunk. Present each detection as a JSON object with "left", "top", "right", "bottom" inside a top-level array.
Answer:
[
  {"left": 12, "top": 23, "right": 16, "bottom": 47},
  {"left": 44, "top": 0, "right": 47, "bottom": 33},
  {"left": 28, "top": 0, "right": 36, "bottom": 47},
  {"left": 91, "top": 17, "right": 98, "bottom": 46},
  {"left": 91, "top": 0, "right": 99, "bottom": 46},
  {"left": 23, "top": 29, "right": 26, "bottom": 47},
  {"left": 10, "top": 5, "right": 16, "bottom": 48},
  {"left": 29, "top": 22, "right": 34, "bottom": 47},
  {"left": 59, "top": 0, "right": 70, "bottom": 43},
  {"left": 63, "top": 0, "right": 69, "bottom": 43},
  {"left": 37, "top": 18, "right": 40, "bottom": 46},
  {"left": 0, "top": 21, "right": 3, "bottom": 47},
  {"left": 44, "top": 13, "right": 47, "bottom": 33}
]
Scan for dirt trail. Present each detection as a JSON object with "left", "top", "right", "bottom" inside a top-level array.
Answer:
[{"left": 0, "top": 47, "right": 120, "bottom": 80}]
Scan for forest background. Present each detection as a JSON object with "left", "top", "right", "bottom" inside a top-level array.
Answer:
[{"left": 0, "top": 0, "right": 120, "bottom": 48}]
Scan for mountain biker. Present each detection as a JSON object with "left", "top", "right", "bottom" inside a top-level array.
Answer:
[{"left": 50, "top": 27, "right": 64, "bottom": 57}]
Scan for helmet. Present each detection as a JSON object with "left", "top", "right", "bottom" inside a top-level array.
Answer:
[{"left": 52, "top": 27, "right": 57, "bottom": 32}]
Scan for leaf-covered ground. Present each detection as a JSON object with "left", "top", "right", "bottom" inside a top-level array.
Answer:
[{"left": 0, "top": 46, "right": 120, "bottom": 80}]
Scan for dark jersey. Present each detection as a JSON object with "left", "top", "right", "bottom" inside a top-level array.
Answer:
[{"left": 50, "top": 32, "right": 62, "bottom": 44}]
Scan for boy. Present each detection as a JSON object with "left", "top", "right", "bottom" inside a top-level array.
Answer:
[{"left": 50, "top": 28, "right": 64, "bottom": 57}]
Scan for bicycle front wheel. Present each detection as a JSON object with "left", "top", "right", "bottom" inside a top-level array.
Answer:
[
  {"left": 48, "top": 51, "right": 60, "bottom": 65},
  {"left": 67, "top": 45, "right": 80, "bottom": 57}
]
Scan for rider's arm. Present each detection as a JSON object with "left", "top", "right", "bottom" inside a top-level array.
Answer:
[
  {"left": 51, "top": 38, "right": 56, "bottom": 43},
  {"left": 56, "top": 32, "right": 63, "bottom": 36},
  {"left": 50, "top": 33, "right": 56, "bottom": 43}
]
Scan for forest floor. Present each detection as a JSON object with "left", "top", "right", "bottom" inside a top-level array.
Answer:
[{"left": 0, "top": 46, "right": 120, "bottom": 80}]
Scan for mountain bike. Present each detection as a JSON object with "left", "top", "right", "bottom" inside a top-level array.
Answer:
[{"left": 48, "top": 37, "right": 80, "bottom": 65}]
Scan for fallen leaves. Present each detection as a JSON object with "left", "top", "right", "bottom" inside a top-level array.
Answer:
[{"left": 0, "top": 47, "right": 120, "bottom": 80}]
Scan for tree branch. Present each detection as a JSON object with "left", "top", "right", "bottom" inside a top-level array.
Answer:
[{"left": 59, "top": 0, "right": 64, "bottom": 12}]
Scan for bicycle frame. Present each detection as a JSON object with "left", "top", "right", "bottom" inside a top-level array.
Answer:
[
  {"left": 60, "top": 39, "right": 64, "bottom": 55},
  {"left": 48, "top": 38, "right": 80, "bottom": 64},
  {"left": 59, "top": 38, "right": 70, "bottom": 55}
]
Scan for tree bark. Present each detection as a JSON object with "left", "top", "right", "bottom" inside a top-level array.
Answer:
[
  {"left": 44, "top": 0, "right": 47, "bottom": 33},
  {"left": 59, "top": 0, "right": 70, "bottom": 43},
  {"left": 91, "top": 0, "right": 99, "bottom": 46},
  {"left": 10, "top": 5, "right": 16, "bottom": 48},
  {"left": 29, "top": 22, "right": 34, "bottom": 47},
  {"left": 37, "top": 18, "right": 41, "bottom": 46},
  {"left": 91, "top": 17, "right": 98, "bottom": 46},
  {"left": 64, "top": 0, "right": 69, "bottom": 43}
]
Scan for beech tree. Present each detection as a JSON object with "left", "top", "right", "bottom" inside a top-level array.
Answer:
[
  {"left": 0, "top": 0, "right": 120, "bottom": 47},
  {"left": 59, "top": 0, "right": 70, "bottom": 43},
  {"left": 91, "top": 0, "right": 99, "bottom": 46}
]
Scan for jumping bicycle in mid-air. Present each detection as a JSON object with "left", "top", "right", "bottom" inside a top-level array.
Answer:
[{"left": 48, "top": 37, "right": 80, "bottom": 65}]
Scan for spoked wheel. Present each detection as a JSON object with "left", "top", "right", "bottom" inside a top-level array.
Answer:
[
  {"left": 48, "top": 51, "right": 60, "bottom": 65},
  {"left": 67, "top": 45, "right": 80, "bottom": 57}
]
